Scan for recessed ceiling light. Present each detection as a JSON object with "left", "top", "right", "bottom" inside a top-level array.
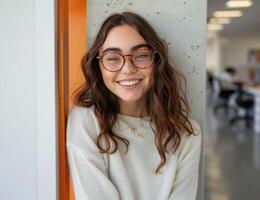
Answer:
[
  {"left": 217, "top": 18, "right": 231, "bottom": 24},
  {"left": 207, "top": 24, "right": 223, "bottom": 31},
  {"left": 226, "top": 0, "right": 253, "bottom": 8},
  {"left": 210, "top": 18, "right": 231, "bottom": 24},
  {"left": 213, "top": 10, "right": 243, "bottom": 18}
]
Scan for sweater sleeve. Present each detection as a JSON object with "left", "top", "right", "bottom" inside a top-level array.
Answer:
[
  {"left": 168, "top": 119, "right": 202, "bottom": 200},
  {"left": 66, "top": 106, "right": 120, "bottom": 200}
]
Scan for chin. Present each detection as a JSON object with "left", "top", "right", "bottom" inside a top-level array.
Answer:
[
  {"left": 118, "top": 95, "right": 142, "bottom": 103},
  {"left": 118, "top": 95, "right": 143, "bottom": 103}
]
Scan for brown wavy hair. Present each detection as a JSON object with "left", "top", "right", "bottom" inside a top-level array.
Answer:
[{"left": 74, "top": 12, "right": 195, "bottom": 174}]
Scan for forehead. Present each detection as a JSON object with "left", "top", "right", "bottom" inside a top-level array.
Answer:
[{"left": 100, "top": 25, "right": 147, "bottom": 53}]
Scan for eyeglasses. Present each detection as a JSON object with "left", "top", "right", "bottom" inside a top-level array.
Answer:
[{"left": 97, "top": 48, "right": 156, "bottom": 72}]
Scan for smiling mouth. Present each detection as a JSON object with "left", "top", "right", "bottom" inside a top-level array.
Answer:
[{"left": 116, "top": 79, "right": 142, "bottom": 88}]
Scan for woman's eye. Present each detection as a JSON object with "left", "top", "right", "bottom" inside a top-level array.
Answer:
[
  {"left": 108, "top": 57, "right": 119, "bottom": 61},
  {"left": 105, "top": 56, "right": 121, "bottom": 62},
  {"left": 137, "top": 53, "right": 149, "bottom": 58},
  {"left": 135, "top": 52, "right": 151, "bottom": 60}
]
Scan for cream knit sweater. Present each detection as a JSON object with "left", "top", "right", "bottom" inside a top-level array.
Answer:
[{"left": 66, "top": 106, "right": 201, "bottom": 200}]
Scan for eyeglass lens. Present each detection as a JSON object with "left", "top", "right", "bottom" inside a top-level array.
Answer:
[{"left": 101, "top": 49, "right": 154, "bottom": 71}]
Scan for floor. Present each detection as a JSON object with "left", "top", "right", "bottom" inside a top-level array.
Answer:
[{"left": 204, "top": 93, "right": 260, "bottom": 200}]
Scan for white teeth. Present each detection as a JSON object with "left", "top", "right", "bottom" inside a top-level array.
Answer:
[{"left": 118, "top": 79, "right": 141, "bottom": 86}]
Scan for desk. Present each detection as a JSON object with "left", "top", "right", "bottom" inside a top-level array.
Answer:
[{"left": 244, "top": 84, "right": 260, "bottom": 134}]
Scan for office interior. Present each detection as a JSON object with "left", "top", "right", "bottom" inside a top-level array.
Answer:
[{"left": 206, "top": 0, "right": 260, "bottom": 200}]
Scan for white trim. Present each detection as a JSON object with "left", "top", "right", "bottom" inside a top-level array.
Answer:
[{"left": 35, "top": 0, "right": 58, "bottom": 199}]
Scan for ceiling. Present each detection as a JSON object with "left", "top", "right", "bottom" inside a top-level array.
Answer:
[{"left": 207, "top": 0, "right": 260, "bottom": 37}]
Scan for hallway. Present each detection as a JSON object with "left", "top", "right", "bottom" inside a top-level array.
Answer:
[{"left": 205, "top": 96, "right": 260, "bottom": 200}]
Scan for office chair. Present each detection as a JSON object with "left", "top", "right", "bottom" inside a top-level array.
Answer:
[
  {"left": 212, "top": 77, "right": 236, "bottom": 115},
  {"left": 229, "top": 83, "right": 254, "bottom": 127}
]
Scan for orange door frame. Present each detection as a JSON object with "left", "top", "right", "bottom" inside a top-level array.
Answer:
[{"left": 57, "top": 0, "right": 87, "bottom": 200}]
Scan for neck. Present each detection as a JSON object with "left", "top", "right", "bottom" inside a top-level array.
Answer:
[{"left": 119, "top": 99, "right": 148, "bottom": 118}]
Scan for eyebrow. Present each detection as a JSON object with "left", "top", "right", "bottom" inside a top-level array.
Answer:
[{"left": 101, "top": 43, "right": 151, "bottom": 54}]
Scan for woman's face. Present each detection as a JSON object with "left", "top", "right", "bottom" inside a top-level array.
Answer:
[{"left": 98, "top": 25, "right": 154, "bottom": 105}]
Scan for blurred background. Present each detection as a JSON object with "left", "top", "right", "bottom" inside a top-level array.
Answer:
[{"left": 206, "top": 0, "right": 260, "bottom": 199}]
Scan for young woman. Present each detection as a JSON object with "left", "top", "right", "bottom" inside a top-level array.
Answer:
[{"left": 66, "top": 12, "right": 201, "bottom": 200}]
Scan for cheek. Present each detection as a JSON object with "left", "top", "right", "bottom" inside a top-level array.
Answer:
[
  {"left": 146, "top": 68, "right": 154, "bottom": 85},
  {"left": 100, "top": 67, "right": 116, "bottom": 88}
]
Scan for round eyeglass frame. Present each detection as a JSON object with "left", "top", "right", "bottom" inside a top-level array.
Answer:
[{"left": 96, "top": 49, "right": 157, "bottom": 72}]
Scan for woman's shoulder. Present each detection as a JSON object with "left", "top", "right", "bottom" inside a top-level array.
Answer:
[
  {"left": 67, "top": 105, "right": 100, "bottom": 145},
  {"left": 68, "top": 105, "right": 98, "bottom": 128},
  {"left": 188, "top": 118, "right": 201, "bottom": 136},
  {"left": 178, "top": 118, "right": 202, "bottom": 152},
  {"left": 69, "top": 105, "right": 94, "bottom": 117},
  {"left": 68, "top": 105, "right": 98, "bottom": 125}
]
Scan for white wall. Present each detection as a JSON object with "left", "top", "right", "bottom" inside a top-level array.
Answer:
[
  {"left": 0, "top": 0, "right": 57, "bottom": 200},
  {"left": 221, "top": 36, "right": 260, "bottom": 68},
  {"left": 207, "top": 32, "right": 222, "bottom": 75},
  {"left": 87, "top": 0, "right": 207, "bottom": 199}
]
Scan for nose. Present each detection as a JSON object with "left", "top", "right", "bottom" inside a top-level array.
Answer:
[{"left": 121, "top": 56, "right": 137, "bottom": 74}]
